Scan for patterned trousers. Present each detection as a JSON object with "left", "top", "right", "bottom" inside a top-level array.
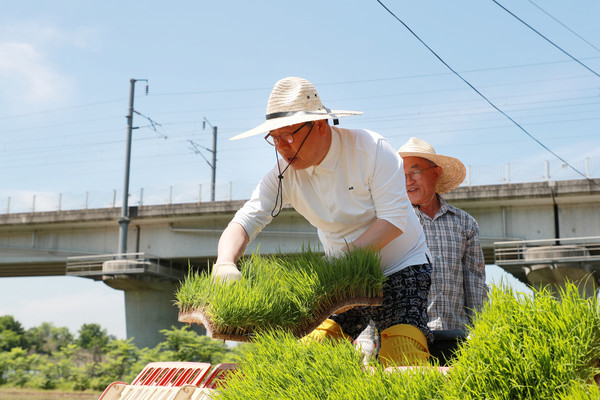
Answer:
[{"left": 330, "top": 263, "right": 433, "bottom": 343}]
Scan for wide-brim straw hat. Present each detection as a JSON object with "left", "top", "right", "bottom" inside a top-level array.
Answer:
[
  {"left": 398, "top": 137, "right": 466, "bottom": 194},
  {"left": 230, "top": 77, "right": 363, "bottom": 140}
]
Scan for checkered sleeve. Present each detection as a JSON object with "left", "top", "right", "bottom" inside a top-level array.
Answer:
[{"left": 462, "top": 216, "right": 488, "bottom": 322}]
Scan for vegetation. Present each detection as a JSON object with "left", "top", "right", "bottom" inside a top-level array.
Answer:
[
  {"left": 216, "top": 283, "right": 600, "bottom": 399},
  {"left": 444, "top": 282, "right": 600, "bottom": 399},
  {"left": 176, "top": 247, "right": 385, "bottom": 339},
  {"left": 0, "top": 317, "right": 244, "bottom": 392},
  {"left": 5, "top": 283, "right": 600, "bottom": 398},
  {"left": 218, "top": 329, "right": 447, "bottom": 400}
]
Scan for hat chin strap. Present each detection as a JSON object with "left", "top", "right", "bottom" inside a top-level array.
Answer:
[{"left": 270, "top": 122, "right": 316, "bottom": 217}]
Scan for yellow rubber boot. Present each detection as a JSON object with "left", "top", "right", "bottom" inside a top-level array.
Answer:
[
  {"left": 301, "top": 319, "right": 352, "bottom": 343},
  {"left": 379, "top": 324, "right": 430, "bottom": 367}
]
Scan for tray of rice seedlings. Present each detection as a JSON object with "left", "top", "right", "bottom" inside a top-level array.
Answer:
[{"left": 176, "top": 247, "right": 384, "bottom": 342}]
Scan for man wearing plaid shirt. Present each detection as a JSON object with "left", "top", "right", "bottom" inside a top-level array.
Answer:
[{"left": 398, "top": 137, "right": 488, "bottom": 331}]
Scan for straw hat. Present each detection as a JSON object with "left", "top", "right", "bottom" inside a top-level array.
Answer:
[
  {"left": 230, "top": 77, "right": 362, "bottom": 140},
  {"left": 398, "top": 137, "right": 466, "bottom": 194}
]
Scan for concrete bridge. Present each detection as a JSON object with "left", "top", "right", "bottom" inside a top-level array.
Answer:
[{"left": 1, "top": 178, "right": 599, "bottom": 347}]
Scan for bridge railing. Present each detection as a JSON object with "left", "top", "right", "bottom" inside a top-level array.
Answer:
[
  {"left": 494, "top": 236, "right": 600, "bottom": 266},
  {"left": 66, "top": 252, "right": 184, "bottom": 281},
  {"left": 2, "top": 156, "right": 599, "bottom": 214}
]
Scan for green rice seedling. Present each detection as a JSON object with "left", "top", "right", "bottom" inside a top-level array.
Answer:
[
  {"left": 216, "top": 330, "right": 447, "bottom": 400},
  {"left": 443, "top": 282, "right": 600, "bottom": 399},
  {"left": 184, "top": 282, "right": 600, "bottom": 398},
  {"left": 175, "top": 247, "right": 384, "bottom": 340},
  {"left": 555, "top": 382, "right": 600, "bottom": 400}
]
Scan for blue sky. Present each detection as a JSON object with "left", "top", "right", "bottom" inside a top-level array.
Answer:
[{"left": 0, "top": 0, "right": 598, "bottom": 338}]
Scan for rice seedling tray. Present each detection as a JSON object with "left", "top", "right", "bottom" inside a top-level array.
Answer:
[
  {"left": 176, "top": 248, "right": 384, "bottom": 342},
  {"left": 179, "top": 295, "right": 382, "bottom": 342}
]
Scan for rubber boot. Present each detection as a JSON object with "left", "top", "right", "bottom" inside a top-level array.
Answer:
[
  {"left": 379, "top": 324, "right": 430, "bottom": 367},
  {"left": 301, "top": 319, "right": 352, "bottom": 343}
]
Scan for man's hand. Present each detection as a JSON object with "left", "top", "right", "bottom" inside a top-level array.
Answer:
[{"left": 211, "top": 262, "right": 242, "bottom": 283}]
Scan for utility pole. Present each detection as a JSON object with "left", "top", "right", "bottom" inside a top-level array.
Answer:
[
  {"left": 118, "top": 78, "right": 147, "bottom": 256},
  {"left": 202, "top": 118, "right": 218, "bottom": 202}
]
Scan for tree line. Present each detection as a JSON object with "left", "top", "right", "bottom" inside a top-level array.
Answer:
[{"left": 0, "top": 315, "right": 243, "bottom": 392}]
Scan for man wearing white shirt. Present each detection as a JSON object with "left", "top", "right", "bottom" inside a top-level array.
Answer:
[{"left": 213, "top": 77, "right": 432, "bottom": 366}]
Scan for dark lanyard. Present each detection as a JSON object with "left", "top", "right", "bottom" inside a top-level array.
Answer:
[{"left": 270, "top": 122, "right": 316, "bottom": 217}]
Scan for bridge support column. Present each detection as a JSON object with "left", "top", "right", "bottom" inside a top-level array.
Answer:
[{"left": 103, "top": 276, "right": 205, "bottom": 349}]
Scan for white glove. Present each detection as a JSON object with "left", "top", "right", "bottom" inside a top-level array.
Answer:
[{"left": 211, "top": 262, "right": 241, "bottom": 283}]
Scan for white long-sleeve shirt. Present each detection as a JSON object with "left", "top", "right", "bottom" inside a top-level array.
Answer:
[{"left": 231, "top": 126, "right": 429, "bottom": 276}]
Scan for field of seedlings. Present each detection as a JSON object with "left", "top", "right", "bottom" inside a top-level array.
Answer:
[{"left": 215, "top": 283, "right": 600, "bottom": 399}]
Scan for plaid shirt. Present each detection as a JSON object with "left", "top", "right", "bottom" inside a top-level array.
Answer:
[{"left": 414, "top": 196, "right": 488, "bottom": 331}]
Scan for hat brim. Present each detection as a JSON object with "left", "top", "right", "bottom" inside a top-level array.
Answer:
[
  {"left": 230, "top": 109, "right": 363, "bottom": 140},
  {"left": 399, "top": 151, "right": 466, "bottom": 194}
]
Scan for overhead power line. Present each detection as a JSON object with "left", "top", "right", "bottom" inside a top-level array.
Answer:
[
  {"left": 0, "top": 99, "right": 126, "bottom": 121},
  {"left": 492, "top": 0, "right": 600, "bottom": 79},
  {"left": 528, "top": 0, "right": 600, "bottom": 54},
  {"left": 134, "top": 110, "right": 168, "bottom": 139},
  {"left": 375, "top": 0, "right": 598, "bottom": 187},
  {"left": 2, "top": 55, "right": 599, "bottom": 123},
  {"left": 2, "top": 87, "right": 596, "bottom": 165}
]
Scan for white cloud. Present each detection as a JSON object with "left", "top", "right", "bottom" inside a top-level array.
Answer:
[
  {"left": 1, "top": 20, "right": 101, "bottom": 50},
  {"left": 0, "top": 19, "right": 100, "bottom": 107},
  {"left": 0, "top": 41, "right": 73, "bottom": 104}
]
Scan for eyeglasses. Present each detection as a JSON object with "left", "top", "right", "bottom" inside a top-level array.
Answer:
[
  {"left": 405, "top": 166, "right": 436, "bottom": 180},
  {"left": 264, "top": 122, "right": 311, "bottom": 146}
]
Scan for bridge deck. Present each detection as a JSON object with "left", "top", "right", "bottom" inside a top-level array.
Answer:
[{"left": 1, "top": 178, "right": 599, "bottom": 283}]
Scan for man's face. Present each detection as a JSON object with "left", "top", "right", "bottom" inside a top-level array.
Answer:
[
  {"left": 402, "top": 156, "right": 441, "bottom": 205},
  {"left": 268, "top": 120, "right": 326, "bottom": 170}
]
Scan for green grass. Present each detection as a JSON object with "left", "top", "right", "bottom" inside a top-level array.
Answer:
[
  {"left": 175, "top": 247, "right": 384, "bottom": 338},
  {"left": 211, "top": 282, "right": 600, "bottom": 399}
]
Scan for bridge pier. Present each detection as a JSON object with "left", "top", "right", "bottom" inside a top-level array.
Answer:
[
  {"left": 103, "top": 276, "right": 204, "bottom": 349},
  {"left": 64, "top": 255, "right": 206, "bottom": 348}
]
